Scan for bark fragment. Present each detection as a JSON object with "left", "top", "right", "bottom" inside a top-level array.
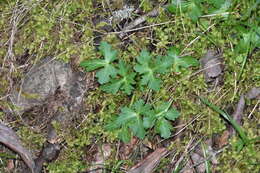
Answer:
[{"left": 0, "top": 123, "right": 35, "bottom": 173}]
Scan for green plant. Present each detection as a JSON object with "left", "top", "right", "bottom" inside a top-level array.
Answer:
[
  {"left": 199, "top": 96, "right": 260, "bottom": 151},
  {"left": 202, "top": 142, "right": 211, "bottom": 173},
  {"left": 134, "top": 50, "right": 173, "bottom": 91},
  {"left": 80, "top": 42, "right": 198, "bottom": 142},
  {"left": 107, "top": 99, "right": 151, "bottom": 142},
  {"left": 147, "top": 100, "right": 180, "bottom": 139},
  {"left": 81, "top": 42, "right": 199, "bottom": 94},
  {"left": 80, "top": 42, "right": 118, "bottom": 84},
  {"left": 106, "top": 99, "right": 180, "bottom": 142},
  {"left": 167, "top": 47, "right": 199, "bottom": 73},
  {"left": 101, "top": 60, "right": 136, "bottom": 95},
  {"left": 167, "top": 0, "right": 232, "bottom": 22},
  {"left": 234, "top": 24, "right": 260, "bottom": 79},
  {"left": 1, "top": 0, "right": 259, "bottom": 171},
  {"left": 167, "top": 0, "right": 202, "bottom": 22}
]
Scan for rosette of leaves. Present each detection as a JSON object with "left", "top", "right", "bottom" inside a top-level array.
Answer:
[{"left": 106, "top": 99, "right": 152, "bottom": 142}]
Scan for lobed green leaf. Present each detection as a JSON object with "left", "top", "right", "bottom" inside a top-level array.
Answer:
[
  {"left": 167, "top": 47, "right": 199, "bottom": 73},
  {"left": 101, "top": 60, "right": 136, "bottom": 95},
  {"left": 80, "top": 41, "right": 118, "bottom": 84}
]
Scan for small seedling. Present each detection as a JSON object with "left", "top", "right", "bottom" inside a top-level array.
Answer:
[
  {"left": 167, "top": 0, "right": 202, "bottom": 22},
  {"left": 167, "top": 47, "right": 199, "bottom": 73},
  {"left": 81, "top": 42, "right": 199, "bottom": 142},
  {"left": 235, "top": 25, "right": 260, "bottom": 79}
]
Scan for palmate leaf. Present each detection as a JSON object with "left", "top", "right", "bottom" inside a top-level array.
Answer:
[
  {"left": 154, "top": 55, "right": 174, "bottom": 74},
  {"left": 155, "top": 118, "right": 173, "bottom": 139},
  {"left": 105, "top": 115, "right": 121, "bottom": 131},
  {"left": 118, "top": 126, "right": 131, "bottom": 143},
  {"left": 167, "top": 0, "right": 189, "bottom": 14},
  {"left": 134, "top": 50, "right": 173, "bottom": 91},
  {"left": 113, "top": 100, "right": 152, "bottom": 140},
  {"left": 96, "top": 65, "right": 117, "bottom": 84},
  {"left": 129, "top": 119, "right": 146, "bottom": 140},
  {"left": 132, "top": 99, "right": 153, "bottom": 115},
  {"left": 154, "top": 101, "right": 180, "bottom": 121},
  {"left": 153, "top": 101, "right": 180, "bottom": 139},
  {"left": 80, "top": 41, "right": 118, "bottom": 84},
  {"left": 167, "top": 0, "right": 202, "bottom": 22},
  {"left": 208, "top": 0, "right": 232, "bottom": 17},
  {"left": 134, "top": 50, "right": 160, "bottom": 91},
  {"left": 101, "top": 60, "right": 136, "bottom": 95},
  {"left": 167, "top": 47, "right": 199, "bottom": 73},
  {"left": 188, "top": 1, "right": 202, "bottom": 22},
  {"left": 99, "top": 41, "right": 117, "bottom": 62},
  {"left": 109, "top": 100, "right": 180, "bottom": 142},
  {"left": 115, "top": 107, "right": 137, "bottom": 127},
  {"left": 143, "top": 115, "right": 155, "bottom": 129}
]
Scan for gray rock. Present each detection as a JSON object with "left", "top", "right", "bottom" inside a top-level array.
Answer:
[
  {"left": 9, "top": 57, "right": 88, "bottom": 115},
  {"left": 5, "top": 57, "right": 92, "bottom": 173}
]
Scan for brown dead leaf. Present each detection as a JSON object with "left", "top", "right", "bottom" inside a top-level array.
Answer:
[
  {"left": 228, "top": 95, "right": 246, "bottom": 135},
  {"left": 227, "top": 87, "right": 260, "bottom": 135},
  {"left": 88, "top": 144, "right": 112, "bottom": 173},
  {"left": 34, "top": 142, "right": 61, "bottom": 173},
  {"left": 200, "top": 49, "right": 224, "bottom": 88},
  {"left": 120, "top": 137, "right": 139, "bottom": 160},
  {"left": 181, "top": 87, "right": 259, "bottom": 173},
  {"left": 6, "top": 159, "right": 15, "bottom": 172},
  {"left": 182, "top": 139, "right": 219, "bottom": 173},
  {"left": 127, "top": 148, "right": 168, "bottom": 173},
  {"left": 246, "top": 87, "right": 260, "bottom": 99},
  {"left": 213, "top": 130, "right": 230, "bottom": 149}
]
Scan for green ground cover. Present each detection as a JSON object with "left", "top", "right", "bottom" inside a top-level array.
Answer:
[{"left": 0, "top": 0, "right": 259, "bottom": 172}]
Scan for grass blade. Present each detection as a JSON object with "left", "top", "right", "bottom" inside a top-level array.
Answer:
[
  {"left": 202, "top": 142, "right": 211, "bottom": 173},
  {"left": 199, "top": 97, "right": 249, "bottom": 145}
]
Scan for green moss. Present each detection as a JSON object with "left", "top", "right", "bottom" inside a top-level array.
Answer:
[
  {"left": 217, "top": 136, "right": 260, "bottom": 172},
  {"left": 47, "top": 149, "right": 87, "bottom": 173},
  {"left": 17, "top": 126, "right": 45, "bottom": 151}
]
